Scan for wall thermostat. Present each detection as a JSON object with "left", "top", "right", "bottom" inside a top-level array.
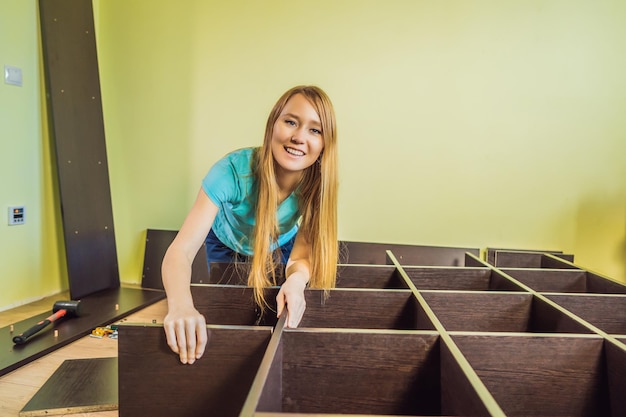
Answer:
[{"left": 8, "top": 206, "right": 25, "bottom": 225}]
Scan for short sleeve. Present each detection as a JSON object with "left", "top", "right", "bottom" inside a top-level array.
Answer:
[{"left": 201, "top": 155, "right": 239, "bottom": 206}]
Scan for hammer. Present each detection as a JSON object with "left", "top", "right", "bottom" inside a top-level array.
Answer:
[{"left": 13, "top": 300, "right": 81, "bottom": 345}]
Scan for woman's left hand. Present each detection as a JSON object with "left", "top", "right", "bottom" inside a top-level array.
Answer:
[{"left": 276, "top": 271, "right": 307, "bottom": 328}]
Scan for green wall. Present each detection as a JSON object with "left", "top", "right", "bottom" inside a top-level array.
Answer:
[
  {"left": 1, "top": 0, "right": 625, "bottom": 310},
  {"left": 0, "top": 0, "right": 66, "bottom": 311}
]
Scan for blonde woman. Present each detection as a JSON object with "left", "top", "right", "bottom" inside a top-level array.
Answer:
[{"left": 162, "top": 85, "right": 338, "bottom": 364}]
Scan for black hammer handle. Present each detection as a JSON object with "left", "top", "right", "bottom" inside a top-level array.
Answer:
[{"left": 13, "top": 309, "right": 67, "bottom": 345}]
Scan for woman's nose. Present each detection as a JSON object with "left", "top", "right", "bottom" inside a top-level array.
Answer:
[{"left": 290, "top": 133, "right": 304, "bottom": 144}]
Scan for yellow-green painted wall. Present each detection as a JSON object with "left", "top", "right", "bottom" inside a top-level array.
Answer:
[
  {"left": 98, "top": 0, "right": 626, "bottom": 283},
  {"left": 0, "top": 0, "right": 66, "bottom": 310},
  {"left": 1, "top": 0, "right": 625, "bottom": 310}
]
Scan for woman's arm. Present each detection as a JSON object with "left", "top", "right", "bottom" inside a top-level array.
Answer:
[
  {"left": 276, "top": 232, "right": 311, "bottom": 327},
  {"left": 162, "top": 189, "right": 218, "bottom": 364}
]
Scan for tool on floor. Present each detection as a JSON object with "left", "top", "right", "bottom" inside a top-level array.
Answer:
[{"left": 13, "top": 300, "right": 82, "bottom": 345}]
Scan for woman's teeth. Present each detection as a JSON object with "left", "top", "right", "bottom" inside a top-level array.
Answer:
[{"left": 286, "top": 147, "right": 304, "bottom": 156}]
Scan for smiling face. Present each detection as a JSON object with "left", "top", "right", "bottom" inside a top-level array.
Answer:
[{"left": 270, "top": 93, "right": 325, "bottom": 180}]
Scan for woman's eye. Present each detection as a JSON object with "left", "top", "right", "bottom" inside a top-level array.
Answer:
[
  {"left": 311, "top": 128, "right": 322, "bottom": 135},
  {"left": 285, "top": 119, "right": 296, "bottom": 126}
]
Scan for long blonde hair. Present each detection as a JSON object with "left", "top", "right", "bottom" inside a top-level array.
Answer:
[{"left": 249, "top": 85, "right": 338, "bottom": 310}]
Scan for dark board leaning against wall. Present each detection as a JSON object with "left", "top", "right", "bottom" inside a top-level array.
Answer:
[{"left": 39, "top": 0, "right": 119, "bottom": 298}]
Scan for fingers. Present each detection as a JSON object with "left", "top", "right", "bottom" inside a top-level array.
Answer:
[
  {"left": 163, "top": 312, "right": 207, "bottom": 364},
  {"left": 164, "top": 320, "right": 180, "bottom": 354},
  {"left": 184, "top": 319, "right": 196, "bottom": 364},
  {"left": 276, "top": 288, "right": 286, "bottom": 318},
  {"left": 286, "top": 297, "right": 306, "bottom": 328},
  {"left": 276, "top": 286, "right": 306, "bottom": 328},
  {"left": 195, "top": 316, "right": 208, "bottom": 361}
]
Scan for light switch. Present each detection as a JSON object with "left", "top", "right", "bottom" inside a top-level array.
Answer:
[{"left": 4, "top": 65, "right": 23, "bottom": 86}]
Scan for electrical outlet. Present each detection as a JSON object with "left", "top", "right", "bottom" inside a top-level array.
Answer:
[{"left": 8, "top": 206, "right": 25, "bottom": 225}]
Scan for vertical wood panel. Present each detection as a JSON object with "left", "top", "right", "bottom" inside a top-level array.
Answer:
[{"left": 39, "top": 0, "right": 118, "bottom": 299}]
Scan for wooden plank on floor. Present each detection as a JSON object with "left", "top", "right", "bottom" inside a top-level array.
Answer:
[
  {"left": 0, "top": 287, "right": 164, "bottom": 377},
  {"left": 19, "top": 357, "right": 117, "bottom": 416}
]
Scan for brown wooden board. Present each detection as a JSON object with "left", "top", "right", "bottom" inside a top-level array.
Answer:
[
  {"left": 490, "top": 250, "right": 575, "bottom": 268},
  {"left": 19, "top": 357, "right": 117, "bottom": 416},
  {"left": 465, "top": 252, "right": 487, "bottom": 267},
  {"left": 543, "top": 294, "right": 626, "bottom": 334},
  {"left": 586, "top": 271, "right": 626, "bottom": 294},
  {"left": 299, "top": 289, "right": 425, "bottom": 330},
  {"left": 492, "top": 251, "right": 543, "bottom": 268},
  {"left": 254, "top": 414, "right": 431, "bottom": 417},
  {"left": 253, "top": 414, "right": 432, "bottom": 417},
  {"left": 605, "top": 340, "right": 626, "bottom": 416},
  {"left": 39, "top": 0, "right": 119, "bottom": 300},
  {"left": 420, "top": 291, "right": 593, "bottom": 334},
  {"left": 0, "top": 287, "right": 164, "bottom": 377},
  {"left": 421, "top": 291, "right": 533, "bottom": 333},
  {"left": 439, "top": 339, "right": 496, "bottom": 417},
  {"left": 191, "top": 285, "right": 279, "bottom": 326},
  {"left": 342, "top": 241, "right": 479, "bottom": 266},
  {"left": 123, "top": 242, "right": 626, "bottom": 416},
  {"left": 142, "top": 229, "right": 210, "bottom": 289},
  {"left": 451, "top": 334, "right": 610, "bottom": 417},
  {"left": 336, "top": 265, "right": 408, "bottom": 288},
  {"left": 541, "top": 253, "right": 578, "bottom": 268},
  {"left": 486, "top": 269, "right": 533, "bottom": 292},
  {"left": 403, "top": 267, "right": 493, "bottom": 291},
  {"left": 118, "top": 324, "right": 272, "bottom": 417},
  {"left": 142, "top": 230, "right": 478, "bottom": 288},
  {"left": 500, "top": 268, "right": 589, "bottom": 293},
  {"left": 269, "top": 330, "right": 441, "bottom": 415},
  {"left": 190, "top": 285, "right": 431, "bottom": 330},
  {"left": 208, "top": 263, "right": 411, "bottom": 289},
  {"left": 486, "top": 248, "right": 568, "bottom": 266}
]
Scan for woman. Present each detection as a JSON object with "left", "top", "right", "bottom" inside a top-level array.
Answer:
[{"left": 162, "top": 85, "right": 339, "bottom": 364}]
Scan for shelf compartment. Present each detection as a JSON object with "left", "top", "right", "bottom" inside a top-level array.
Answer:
[
  {"left": 501, "top": 268, "right": 626, "bottom": 294},
  {"left": 118, "top": 324, "right": 273, "bottom": 417},
  {"left": 419, "top": 291, "right": 593, "bottom": 333},
  {"left": 299, "top": 288, "right": 434, "bottom": 330},
  {"left": 451, "top": 333, "right": 623, "bottom": 417},
  {"left": 335, "top": 265, "right": 409, "bottom": 288},
  {"left": 544, "top": 293, "right": 626, "bottom": 335},
  {"left": 488, "top": 250, "right": 576, "bottom": 268},
  {"left": 255, "top": 329, "right": 444, "bottom": 415},
  {"left": 404, "top": 267, "right": 527, "bottom": 292}
]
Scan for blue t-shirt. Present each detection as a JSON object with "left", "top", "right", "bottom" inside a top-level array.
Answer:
[{"left": 202, "top": 147, "right": 300, "bottom": 255}]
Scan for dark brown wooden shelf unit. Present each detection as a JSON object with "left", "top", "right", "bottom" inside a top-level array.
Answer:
[{"left": 119, "top": 239, "right": 626, "bottom": 416}]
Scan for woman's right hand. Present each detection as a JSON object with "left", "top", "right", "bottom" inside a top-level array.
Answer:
[{"left": 163, "top": 306, "right": 208, "bottom": 364}]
